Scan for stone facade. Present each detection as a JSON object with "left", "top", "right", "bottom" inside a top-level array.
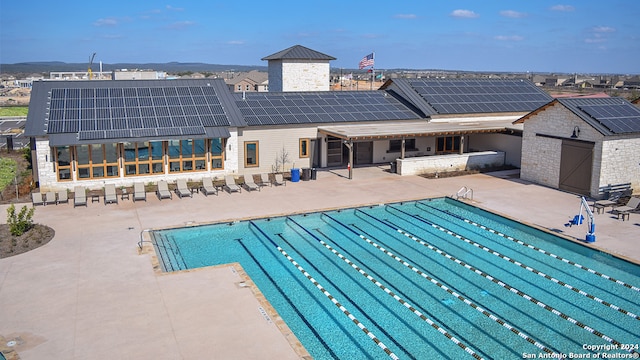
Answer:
[
  {"left": 520, "top": 103, "right": 639, "bottom": 197},
  {"left": 268, "top": 60, "right": 330, "bottom": 92},
  {"left": 397, "top": 151, "right": 505, "bottom": 176}
]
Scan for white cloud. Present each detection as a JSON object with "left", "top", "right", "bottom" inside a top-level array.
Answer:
[
  {"left": 593, "top": 26, "right": 615, "bottom": 33},
  {"left": 500, "top": 10, "right": 527, "bottom": 18},
  {"left": 550, "top": 5, "right": 575, "bottom": 12},
  {"left": 227, "top": 40, "right": 244, "bottom": 45},
  {"left": 394, "top": 14, "right": 417, "bottom": 19},
  {"left": 166, "top": 5, "right": 184, "bottom": 11},
  {"left": 450, "top": 9, "right": 479, "bottom": 18},
  {"left": 93, "top": 18, "right": 119, "bottom": 27},
  {"left": 495, "top": 35, "right": 524, "bottom": 41}
]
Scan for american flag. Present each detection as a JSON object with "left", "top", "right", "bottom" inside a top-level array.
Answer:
[{"left": 358, "top": 53, "right": 374, "bottom": 69}]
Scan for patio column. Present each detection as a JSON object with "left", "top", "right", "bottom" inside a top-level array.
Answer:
[
  {"left": 459, "top": 135, "right": 464, "bottom": 155},
  {"left": 344, "top": 139, "right": 353, "bottom": 180},
  {"left": 401, "top": 137, "right": 405, "bottom": 159}
]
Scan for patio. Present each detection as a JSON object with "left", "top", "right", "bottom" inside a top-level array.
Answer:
[{"left": 1, "top": 167, "right": 638, "bottom": 359}]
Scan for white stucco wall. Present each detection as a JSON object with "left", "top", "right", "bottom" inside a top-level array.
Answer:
[
  {"left": 237, "top": 125, "right": 318, "bottom": 175},
  {"left": 468, "top": 133, "right": 523, "bottom": 167}
]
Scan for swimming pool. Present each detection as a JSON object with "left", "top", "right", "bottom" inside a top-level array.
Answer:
[{"left": 152, "top": 197, "right": 640, "bottom": 359}]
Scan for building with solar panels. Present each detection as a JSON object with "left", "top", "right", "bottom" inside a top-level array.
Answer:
[
  {"left": 24, "top": 44, "right": 567, "bottom": 192},
  {"left": 516, "top": 98, "right": 640, "bottom": 197}
]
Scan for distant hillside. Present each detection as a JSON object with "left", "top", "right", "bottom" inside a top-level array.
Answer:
[{"left": 0, "top": 62, "right": 267, "bottom": 74}]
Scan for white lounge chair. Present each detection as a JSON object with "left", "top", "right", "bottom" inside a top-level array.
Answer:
[
  {"left": 273, "top": 173, "right": 286, "bottom": 186},
  {"left": 104, "top": 184, "right": 118, "bottom": 205},
  {"left": 57, "top": 190, "right": 69, "bottom": 204},
  {"left": 133, "top": 182, "right": 146, "bottom": 202},
  {"left": 243, "top": 175, "right": 260, "bottom": 192},
  {"left": 224, "top": 176, "right": 241, "bottom": 193},
  {"left": 156, "top": 180, "right": 172, "bottom": 200},
  {"left": 45, "top": 191, "right": 57, "bottom": 205},
  {"left": 32, "top": 192, "right": 45, "bottom": 206},
  {"left": 201, "top": 177, "right": 218, "bottom": 196},
  {"left": 74, "top": 186, "right": 87, "bottom": 207},
  {"left": 613, "top": 197, "right": 640, "bottom": 221},
  {"left": 175, "top": 179, "right": 192, "bottom": 198},
  {"left": 258, "top": 173, "right": 271, "bottom": 188}
]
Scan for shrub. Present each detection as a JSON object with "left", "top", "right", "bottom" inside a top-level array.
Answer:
[{"left": 7, "top": 204, "right": 35, "bottom": 236}]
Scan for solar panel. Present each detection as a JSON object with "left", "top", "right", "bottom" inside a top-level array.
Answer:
[
  {"left": 408, "top": 79, "right": 551, "bottom": 114},
  {"left": 578, "top": 104, "right": 640, "bottom": 134}
]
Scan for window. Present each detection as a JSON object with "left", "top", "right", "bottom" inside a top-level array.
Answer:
[
  {"left": 245, "top": 141, "right": 258, "bottom": 167},
  {"left": 436, "top": 136, "right": 461, "bottom": 153},
  {"left": 210, "top": 138, "right": 224, "bottom": 170},
  {"left": 168, "top": 139, "right": 207, "bottom": 172},
  {"left": 54, "top": 146, "right": 72, "bottom": 181},
  {"left": 245, "top": 84, "right": 250, "bottom": 91},
  {"left": 237, "top": 85, "right": 241, "bottom": 91},
  {"left": 76, "top": 144, "right": 119, "bottom": 179},
  {"left": 389, "top": 139, "right": 416, "bottom": 152},
  {"left": 123, "top": 141, "right": 164, "bottom": 176},
  {"left": 299, "top": 138, "right": 310, "bottom": 158}
]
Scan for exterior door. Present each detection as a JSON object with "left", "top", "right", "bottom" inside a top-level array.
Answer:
[
  {"left": 355, "top": 141, "right": 373, "bottom": 165},
  {"left": 559, "top": 139, "right": 594, "bottom": 195},
  {"left": 326, "top": 136, "right": 343, "bottom": 166}
]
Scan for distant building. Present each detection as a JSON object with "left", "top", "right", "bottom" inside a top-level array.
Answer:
[
  {"left": 225, "top": 70, "right": 268, "bottom": 93},
  {"left": 112, "top": 69, "right": 167, "bottom": 80},
  {"left": 262, "top": 45, "right": 335, "bottom": 92}
]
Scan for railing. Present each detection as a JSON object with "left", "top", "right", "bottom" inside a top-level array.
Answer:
[
  {"left": 138, "top": 229, "right": 151, "bottom": 250},
  {"left": 455, "top": 186, "right": 473, "bottom": 200}
]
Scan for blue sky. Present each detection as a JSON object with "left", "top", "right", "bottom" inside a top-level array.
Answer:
[{"left": 1, "top": 1, "right": 639, "bottom": 74}]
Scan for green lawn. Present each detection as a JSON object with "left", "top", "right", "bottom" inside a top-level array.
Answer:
[
  {"left": 0, "top": 157, "right": 18, "bottom": 191},
  {"left": 0, "top": 106, "right": 28, "bottom": 117}
]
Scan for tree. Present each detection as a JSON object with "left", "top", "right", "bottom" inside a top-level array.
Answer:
[{"left": 272, "top": 145, "right": 290, "bottom": 174}]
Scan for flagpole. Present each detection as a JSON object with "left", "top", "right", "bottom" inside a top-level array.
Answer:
[{"left": 370, "top": 51, "right": 375, "bottom": 90}]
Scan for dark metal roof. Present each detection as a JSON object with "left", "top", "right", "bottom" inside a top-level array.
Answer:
[
  {"left": 25, "top": 79, "right": 245, "bottom": 146},
  {"left": 557, "top": 97, "right": 640, "bottom": 135},
  {"left": 261, "top": 45, "right": 336, "bottom": 61},
  {"left": 233, "top": 91, "right": 421, "bottom": 126},
  {"left": 382, "top": 78, "right": 553, "bottom": 115}
]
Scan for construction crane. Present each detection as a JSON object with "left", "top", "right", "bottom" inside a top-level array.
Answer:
[{"left": 88, "top": 52, "right": 96, "bottom": 80}]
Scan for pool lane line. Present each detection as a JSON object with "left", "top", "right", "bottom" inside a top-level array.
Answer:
[
  {"left": 382, "top": 206, "right": 638, "bottom": 355},
  {"left": 412, "top": 205, "right": 640, "bottom": 321},
  {"left": 352, "top": 209, "right": 559, "bottom": 354},
  {"left": 417, "top": 201, "right": 640, "bottom": 293},
  {"left": 313, "top": 215, "right": 485, "bottom": 360},
  {"left": 235, "top": 238, "right": 341, "bottom": 360},
  {"left": 248, "top": 221, "right": 400, "bottom": 360},
  {"left": 276, "top": 229, "right": 418, "bottom": 360}
]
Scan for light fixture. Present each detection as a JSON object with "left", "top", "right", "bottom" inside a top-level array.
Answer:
[{"left": 571, "top": 126, "right": 580, "bottom": 138}]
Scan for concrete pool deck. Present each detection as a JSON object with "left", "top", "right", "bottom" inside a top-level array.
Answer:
[{"left": 1, "top": 167, "right": 639, "bottom": 359}]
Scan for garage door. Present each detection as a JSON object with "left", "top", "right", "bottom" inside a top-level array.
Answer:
[{"left": 559, "top": 139, "right": 593, "bottom": 195}]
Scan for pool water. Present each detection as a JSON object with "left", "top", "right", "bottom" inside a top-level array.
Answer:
[{"left": 152, "top": 197, "right": 640, "bottom": 359}]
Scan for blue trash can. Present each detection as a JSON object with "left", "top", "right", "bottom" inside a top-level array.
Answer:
[{"left": 291, "top": 168, "right": 300, "bottom": 182}]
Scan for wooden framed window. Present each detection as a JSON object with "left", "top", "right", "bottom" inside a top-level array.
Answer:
[
  {"left": 54, "top": 146, "right": 72, "bottom": 181},
  {"left": 436, "top": 136, "right": 461, "bottom": 153},
  {"left": 76, "top": 144, "right": 119, "bottom": 180},
  {"left": 210, "top": 138, "right": 224, "bottom": 170},
  {"left": 168, "top": 139, "right": 207, "bottom": 173},
  {"left": 299, "top": 138, "right": 310, "bottom": 158},
  {"left": 123, "top": 141, "right": 164, "bottom": 176},
  {"left": 244, "top": 141, "right": 258, "bottom": 167}
]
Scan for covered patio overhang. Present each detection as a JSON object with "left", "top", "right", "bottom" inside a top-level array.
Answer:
[{"left": 318, "top": 119, "right": 523, "bottom": 177}]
